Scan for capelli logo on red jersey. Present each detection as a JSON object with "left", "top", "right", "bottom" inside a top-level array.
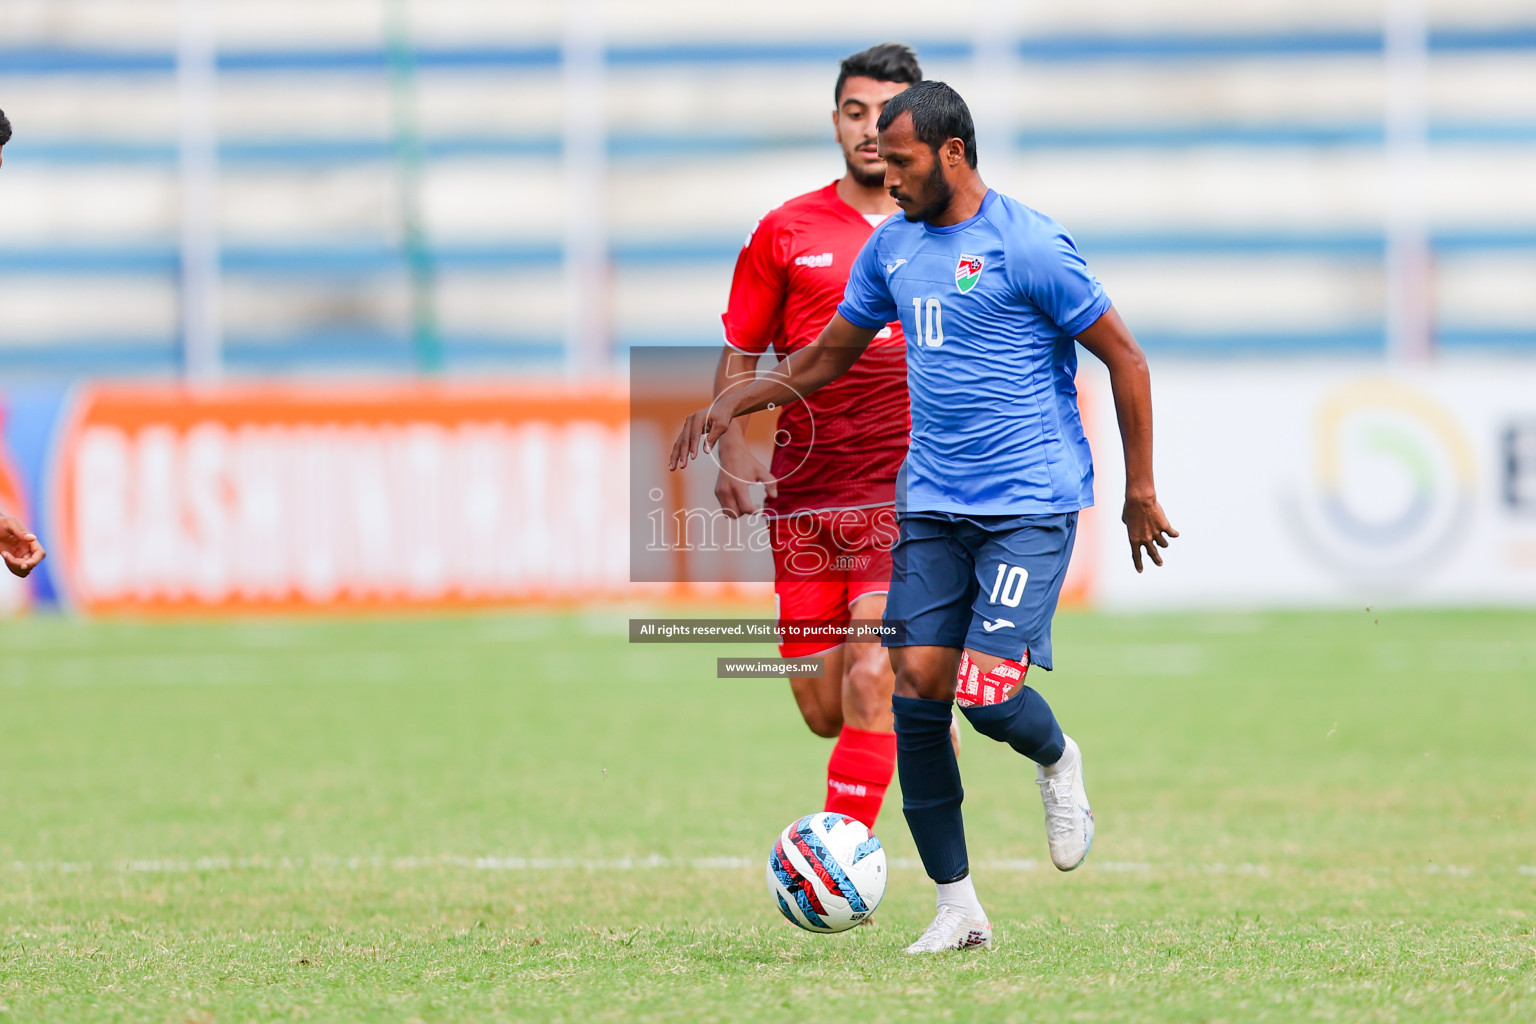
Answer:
[{"left": 794, "top": 252, "right": 834, "bottom": 268}]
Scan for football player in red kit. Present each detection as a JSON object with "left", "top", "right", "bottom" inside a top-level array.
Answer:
[{"left": 712, "top": 43, "right": 947, "bottom": 829}]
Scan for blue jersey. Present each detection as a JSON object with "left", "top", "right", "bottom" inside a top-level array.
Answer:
[{"left": 836, "top": 190, "right": 1110, "bottom": 516}]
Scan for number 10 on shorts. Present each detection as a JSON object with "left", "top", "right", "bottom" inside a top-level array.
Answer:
[{"left": 988, "top": 563, "right": 1029, "bottom": 607}]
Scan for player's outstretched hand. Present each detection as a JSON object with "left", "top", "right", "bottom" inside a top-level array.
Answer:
[
  {"left": 0, "top": 514, "right": 45, "bottom": 578},
  {"left": 1122, "top": 493, "right": 1177, "bottom": 572},
  {"left": 668, "top": 402, "right": 736, "bottom": 471},
  {"left": 714, "top": 435, "right": 777, "bottom": 517}
]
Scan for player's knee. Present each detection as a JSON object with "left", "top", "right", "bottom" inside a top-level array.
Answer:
[
  {"left": 954, "top": 650, "right": 1028, "bottom": 711},
  {"left": 845, "top": 645, "right": 893, "bottom": 700},
  {"left": 802, "top": 709, "right": 842, "bottom": 738},
  {"left": 960, "top": 694, "right": 1023, "bottom": 743},
  {"left": 793, "top": 681, "right": 843, "bottom": 736},
  {"left": 892, "top": 661, "right": 947, "bottom": 701},
  {"left": 793, "top": 684, "right": 842, "bottom": 738},
  {"left": 842, "top": 652, "right": 894, "bottom": 729},
  {"left": 954, "top": 652, "right": 1064, "bottom": 763}
]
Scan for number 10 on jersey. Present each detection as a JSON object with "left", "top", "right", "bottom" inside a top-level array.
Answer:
[{"left": 911, "top": 297, "right": 944, "bottom": 348}]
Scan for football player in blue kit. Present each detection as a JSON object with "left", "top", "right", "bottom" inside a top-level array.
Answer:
[
  {"left": 670, "top": 79, "right": 1177, "bottom": 953},
  {"left": 0, "top": 108, "right": 49, "bottom": 581}
]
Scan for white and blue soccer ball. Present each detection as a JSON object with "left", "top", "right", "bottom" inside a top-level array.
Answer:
[{"left": 766, "top": 812, "right": 886, "bottom": 932}]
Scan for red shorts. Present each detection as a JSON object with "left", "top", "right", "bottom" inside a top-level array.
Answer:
[{"left": 770, "top": 506, "right": 897, "bottom": 657}]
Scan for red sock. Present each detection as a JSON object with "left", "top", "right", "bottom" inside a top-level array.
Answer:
[{"left": 825, "top": 726, "right": 897, "bottom": 830}]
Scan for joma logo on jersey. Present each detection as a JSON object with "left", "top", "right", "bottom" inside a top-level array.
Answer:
[
  {"left": 955, "top": 254, "right": 984, "bottom": 293},
  {"left": 795, "top": 252, "right": 834, "bottom": 268}
]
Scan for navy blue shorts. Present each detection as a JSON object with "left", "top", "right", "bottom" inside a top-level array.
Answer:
[{"left": 882, "top": 511, "right": 1079, "bottom": 669}]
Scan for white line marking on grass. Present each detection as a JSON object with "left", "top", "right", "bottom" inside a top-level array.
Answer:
[
  {"left": 1201, "top": 862, "right": 1269, "bottom": 874},
  {"left": 692, "top": 856, "right": 755, "bottom": 869},
  {"left": 1421, "top": 864, "right": 1474, "bottom": 877},
  {"left": 890, "top": 858, "right": 1039, "bottom": 872},
  {"left": 0, "top": 857, "right": 1520, "bottom": 877},
  {"left": 8, "top": 860, "right": 94, "bottom": 873},
  {"left": 3, "top": 855, "right": 749, "bottom": 874}
]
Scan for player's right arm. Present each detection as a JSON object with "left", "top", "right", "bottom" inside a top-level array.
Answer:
[
  {"left": 674, "top": 216, "right": 896, "bottom": 471},
  {"left": 670, "top": 315, "right": 878, "bottom": 469}
]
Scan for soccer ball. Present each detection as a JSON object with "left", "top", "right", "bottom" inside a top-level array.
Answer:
[{"left": 766, "top": 811, "right": 887, "bottom": 932}]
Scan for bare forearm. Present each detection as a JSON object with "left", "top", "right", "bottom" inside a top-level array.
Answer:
[
  {"left": 1076, "top": 306, "right": 1156, "bottom": 495},
  {"left": 712, "top": 349, "right": 759, "bottom": 443},
  {"left": 720, "top": 315, "right": 874, "bottom": 419},
  {"left": 670, "top": 315, "right": 876, "bottom": 470},
  {"left": 709, "top": 347, "right": 778, "bottom": 514},
  {"left": 1106, "top": 351, "right": 1155, "bottom": 497},
  {"left": 1076, "top": 305, "right": 1178, "bottom": 570},
  {"left": 725, "top": 354, "right": 833, "bottom": 417}
]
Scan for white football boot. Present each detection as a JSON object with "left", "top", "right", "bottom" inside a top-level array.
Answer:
[
  {"left": 1036, "top": 735, "right": 1095, "bottom": 871},
  {"left": 903, "top": 904, "right": 992, "bottom": 954}
]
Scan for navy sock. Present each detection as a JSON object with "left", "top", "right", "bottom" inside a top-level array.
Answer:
[
  {"left": 960, "top": 685, "right": 1065, "bottom": 765},
  {"left": 892, "top": 695, "right": 968, "bottom": 883}
]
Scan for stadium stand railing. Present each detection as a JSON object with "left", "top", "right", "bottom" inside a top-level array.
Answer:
[{"left": 2, "top": 23, "right": 1535, "bottom": 376}]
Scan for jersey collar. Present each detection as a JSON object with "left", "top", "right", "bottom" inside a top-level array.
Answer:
[
  {"left": 826, "top": 180, "right": 895, "bottom": 228},
  {"left": 922, "top": 189, "right": 997, "bottom": 235}
]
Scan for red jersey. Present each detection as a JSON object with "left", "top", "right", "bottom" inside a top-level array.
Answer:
[{"left": 721, "top": 182, "right": 909, "bottom": 516}]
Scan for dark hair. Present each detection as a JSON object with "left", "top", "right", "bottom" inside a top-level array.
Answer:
[
  {"left": 0, "top": 109, "right": 10, "bottom": 148},
  {"left": 876, "top": 80, "right": 977, "bottom": 169},
  {"left": 835, "top": 42, "right": 922, "bottom": 103}
]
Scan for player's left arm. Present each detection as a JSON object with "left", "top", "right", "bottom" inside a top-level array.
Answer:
[
  {"left": 1075, "top": 307, "right": 1179, "bottom": 571},
  {"left": 0, "top": 513, "right": 45, "bottom": 577}
]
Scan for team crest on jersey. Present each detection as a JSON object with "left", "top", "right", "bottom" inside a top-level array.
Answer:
[{"left": 955, "top": 255, "right": 984, "bottom": 294}]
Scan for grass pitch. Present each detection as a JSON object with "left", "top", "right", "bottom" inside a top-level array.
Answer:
[{"left": 1, "top": 607, "right": 1533, "bottom": 1022}]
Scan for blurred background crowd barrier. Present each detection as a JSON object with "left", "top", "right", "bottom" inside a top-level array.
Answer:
[{"left": 0, "top": 0, "right": 1532, "bottom": 612}]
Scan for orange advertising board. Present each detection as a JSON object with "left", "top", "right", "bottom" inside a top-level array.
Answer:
[{"left": 50, "top": 382, "right": 656, "bottom": 614}]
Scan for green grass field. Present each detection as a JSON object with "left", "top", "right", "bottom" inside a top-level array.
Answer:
[{"left": 1, "top": 608, "right": 1533, "bottom": 1022}]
